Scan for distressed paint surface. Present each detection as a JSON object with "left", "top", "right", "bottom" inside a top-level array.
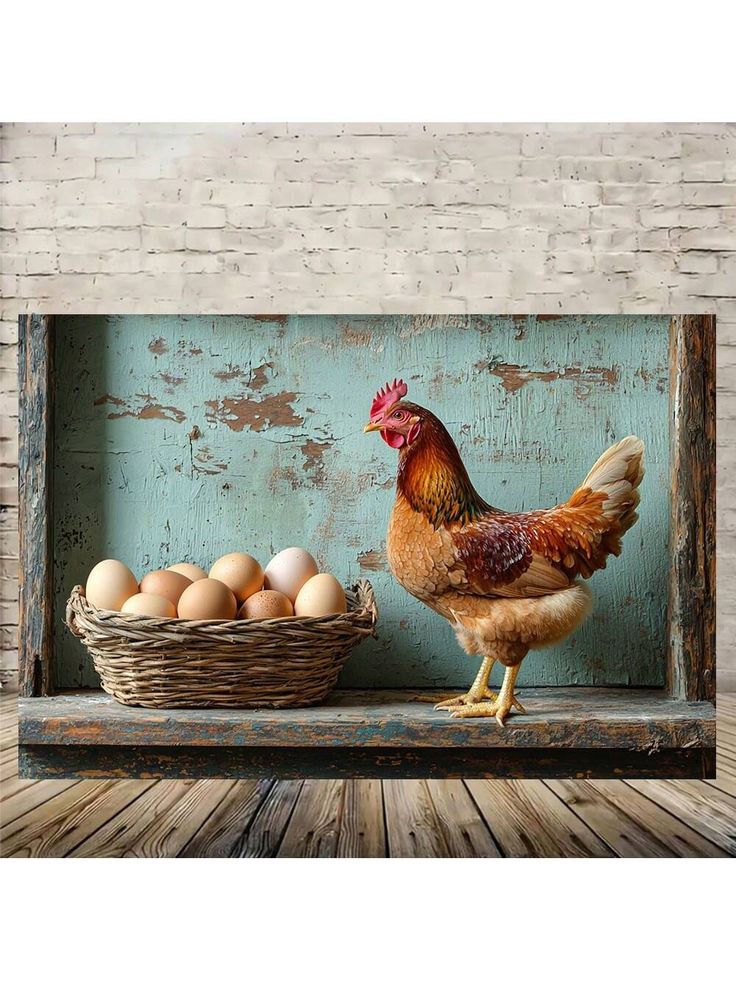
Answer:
[{"left": 52, "top": 314, "right": 671, "bottom": 690}]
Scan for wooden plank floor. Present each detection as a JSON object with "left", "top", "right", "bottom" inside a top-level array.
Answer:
[{"left": 2, "top": 690, "right": 734, "bottom": 858}]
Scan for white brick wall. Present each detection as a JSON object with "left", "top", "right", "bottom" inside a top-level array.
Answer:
[{"left": 0, "top": 122, "right": 733, "bottom": 688}]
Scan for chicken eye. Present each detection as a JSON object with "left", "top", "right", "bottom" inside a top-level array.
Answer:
[{"left": 392, "top": 410, "right": 403, "bottom": 420}]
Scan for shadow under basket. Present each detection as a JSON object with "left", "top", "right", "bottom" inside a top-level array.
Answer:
[{"left": 65, "top": 580, "right": 378, "bottom": 709}]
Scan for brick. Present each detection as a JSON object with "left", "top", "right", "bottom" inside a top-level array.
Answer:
[
  {"left": 56, "top": 205, "right": 142, "bottom": 227},
  {"left": 9, "top": 156, "right": 96, "bottom": 180},
  {"left": 2, "top": 135, "right": 56, "bottom": 158},
  {"left": 682, "top": 183, "right": 736, "bottom": 207},
  {"left": 678, "top": 252, "right": 719, "bottom": 274},
  {"left": 682, "top": 160, "right": 726, "bottom": 182},
  {"left": 56, "top": 228, "right": 141, "bottom": 252},
  {"left": 184, "top": 207, "right": 227, "bottom": 228},
  {"left": 596, "top": 253, "right": 638, "bottom": 274},
  {"left": 57, "top": 135, "right": 137, "bottom": 157},
  {"left": 679, "top": 228, "right": 736, "bottom": 251},
  {"left": 601, "top": 135, "right": 681, "bottom": 158}
]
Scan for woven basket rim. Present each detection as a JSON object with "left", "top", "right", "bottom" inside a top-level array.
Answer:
[{"left": 66, "top": 579, "right": 378, "bottom": 634}]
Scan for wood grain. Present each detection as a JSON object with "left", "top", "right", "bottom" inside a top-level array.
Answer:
[
  {"left": 17, "top": 688, "right": 716, "bottom": 751},
  {"left": 17, "top": 314, "right": 54, "bottom": 696},
  {"left": 237, "top": 779, "right": 303, "bottom": 857},
  {"left": 668, "top": 314, "right": 716, "bottom": 702},
  {"left": 624, "top": 780, "right": 736, "bottom": 856},
  {"left": 277, "top": 779, "right": 345, "bottom": 857},
  {"left": 120, "top": 779, "right": 234, "bottom": 858},
  {"left": 1, "top": 779, "right": 149, "bottom": 857},
  {"left": 546, "top": 779, "right": 727, "bottom": 857},
  {"left": 384, "top": 780, "right": 450, "bottom": 858},
  {"left": 425, "top": 779, "right": 502, "bottom": 857},
  {"left": 336, "top": 780, "right": 386, "bottom": 857},
  {"left": 465, "top": 779, "right": 613, "bottom": 857},
  {"left": 69, "top": 780, "right": 191, "bottom": 858},
  {"left": 180, "top": 780, "right": 274, "bottom": 857}
]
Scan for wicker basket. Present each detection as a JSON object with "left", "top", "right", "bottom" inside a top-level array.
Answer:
[{"left": 65, "top": 580, "right": 378, "bottom": 709}]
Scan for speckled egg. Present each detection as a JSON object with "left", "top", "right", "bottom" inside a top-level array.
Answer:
[{"left": 239, "top": 590, "right": 294, "bottom": 620}]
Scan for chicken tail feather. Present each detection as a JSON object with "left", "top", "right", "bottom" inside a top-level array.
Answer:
[{"left": 568, "top": 435, "right": 645, "bottom": 563}]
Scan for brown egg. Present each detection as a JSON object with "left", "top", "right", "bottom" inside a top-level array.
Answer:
[
  {"left": 85, "top": 559, "right": 139, "bottom": 611},
  {"left": 209, "top": 552, "right": 264, "bottom": 603},
  {"left": 294, "top": 573, "right": 347, "bottom": 617},
  {"left": 239, "top": 590, "right": 294, "bottom": 620},
  {"left": 140, "top": 569, "right": 191, "bottom": 608},
  {"left": 177, "top": 578, "right": 237, "bottom": 620},
  {"left": 121, "top": 593, "right": 176, "bottom": 618},
  {"left": 263, "top": 548, "right": 319, "bottom": 603},
  {"left": 167, "top": 562, "right": 207, "bottom": 582}
]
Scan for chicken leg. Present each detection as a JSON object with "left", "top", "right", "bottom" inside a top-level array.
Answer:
[
  {"left": 448, "top": 664, "right": 526, "bottom": 726},
  {"left": 434, "top": 655, "right": 497, "bottom": 711}
]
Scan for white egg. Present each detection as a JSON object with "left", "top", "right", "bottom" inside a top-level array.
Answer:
[{"left": 263, "top": 548, "right": 319, "bottom": 603}]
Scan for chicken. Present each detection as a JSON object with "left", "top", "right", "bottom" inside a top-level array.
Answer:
[{"left": 364, "top": 378, "right": 644, "bottom": 725}]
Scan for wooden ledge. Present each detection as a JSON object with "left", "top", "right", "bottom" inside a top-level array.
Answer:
[{"left": 18, "top": 687, "right": 715, "bottom": 753}]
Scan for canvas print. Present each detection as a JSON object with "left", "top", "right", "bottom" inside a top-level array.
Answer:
[{"left": 16, "top": 314, "right": 715, "bottom": 781}]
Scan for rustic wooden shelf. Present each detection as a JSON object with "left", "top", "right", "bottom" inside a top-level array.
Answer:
[{"left": 18, "top": 688, "right": 715, "bottom": 780}]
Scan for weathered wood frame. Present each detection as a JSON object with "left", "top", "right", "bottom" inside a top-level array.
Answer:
[{"left": 16, "top": 313, "right": 717, "bottom": 778}]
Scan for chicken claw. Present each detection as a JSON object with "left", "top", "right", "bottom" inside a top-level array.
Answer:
[
  {"left": 435, "top": 688, "right": 498, "bottom": 711},
  {"left": 449, "top": 694, "right": 526, "bottom": 726},
  {"left": 447, "top": 664, "right": 526, "bottom": 725}
]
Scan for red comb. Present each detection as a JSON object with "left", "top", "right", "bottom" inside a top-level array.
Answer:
[{"left": 370, "top": 378, "right": 408, "bottom": 420}]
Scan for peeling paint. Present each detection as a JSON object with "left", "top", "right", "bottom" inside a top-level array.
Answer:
[
  {"left": 477, "top": 357, "right": 620, "bottom": 394},
  {"left": 247, "top": 362, "right": 273, "bottom": 391},
  {"left": 94, "top": 393, "right": 186, "bottom": 424},
  {"left": 299, "top": 439, "right": 332, "bottom": 486},
  {"left": 159, "top": 372, "right": 185, "bottom": 393},
  {"left": 148, "top": 337, "right": 168, "bottom": 355},
  {"left": 213, "top": 365, "right": 245, "bottom": 381},
  {"left": 205, "top": 392, "right": 303, "bottom": 433},
  {"left": 358, "top": 549, "right": 388, "bottom": 572}
]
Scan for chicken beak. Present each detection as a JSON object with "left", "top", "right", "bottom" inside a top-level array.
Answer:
[{"left": 363, "top": 422, "right": 382, "bottom": 433}]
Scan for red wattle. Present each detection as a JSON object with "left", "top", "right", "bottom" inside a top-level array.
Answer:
[{"left": 381, "top": 430, "right": 406, "bottom": 449}]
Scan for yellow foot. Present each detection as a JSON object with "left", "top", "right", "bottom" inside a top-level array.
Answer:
[
  {"left": 448, "top": 694, "right": 526, "bottom": 727},
  {"left": 434, "top": 687, "right": 497, "bottom": 711}
]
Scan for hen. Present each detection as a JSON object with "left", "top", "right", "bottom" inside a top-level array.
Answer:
[{"left": 364, "top": 378, "right": 644, "bottom": 725}]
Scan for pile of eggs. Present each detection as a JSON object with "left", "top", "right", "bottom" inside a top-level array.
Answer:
[{"left": 84, "top": 548, "right": 348, "bottom": 621}]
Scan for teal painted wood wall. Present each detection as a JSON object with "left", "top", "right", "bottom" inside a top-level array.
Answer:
[{"left": 52, "top": 314, "right": 671, "bottom": 690}]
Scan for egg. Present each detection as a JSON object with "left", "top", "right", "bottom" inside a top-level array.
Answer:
[
  {"left": 239, "top": 590, "right": 294, "bottom": 620},
  {"left": 263, "top": 547, "right": 319, "bottom": 603},
  {"left": 167, "top": 562, "right": 207, "bottom": 582},
  {"left": 85, "top": 559, "right": 139, "bottom": 611},
  {"left": 140, "top": 569, "right": 191, "bottom": 608},
  {"left": 294, "top": 573, "right": 347, "bottom": 618},
  {"left": 209, "top": 552, "right": 264, "bottom": 603},
  {"left": 177, "top": 578, "right": 237, "bottom": 620},
  {"left": 121, "top": 593, "right": 176, "bottom": 618}
]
